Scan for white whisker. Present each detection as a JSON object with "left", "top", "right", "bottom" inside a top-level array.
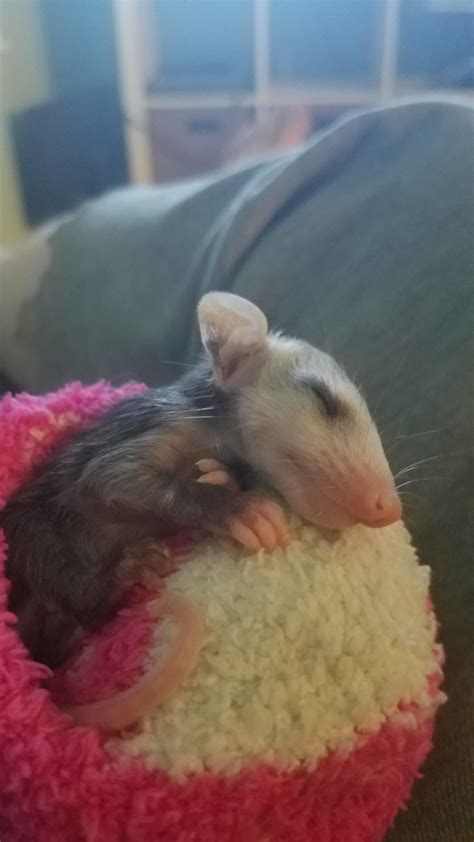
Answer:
[
  {"left": 394, "top": 455, "right": 443, "bottom": 479},
  {"left": 394, "top": 429, "right": 440, "bottom": 440},
  {"left": 396, "top": 477, "right": 443, "bottom": 491}
]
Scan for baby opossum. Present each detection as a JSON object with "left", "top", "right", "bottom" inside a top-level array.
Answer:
[{"left": 1, "top": 292, "right": 401, "bottom": 669}]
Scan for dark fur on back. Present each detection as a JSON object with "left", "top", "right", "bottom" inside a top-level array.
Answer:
[{"left": 1, "top": 361, "right": 250, "bottom": 666}]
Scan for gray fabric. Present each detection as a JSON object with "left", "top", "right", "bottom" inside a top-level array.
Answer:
[{"left": 2, "top": 100, "right": 473, "bottom": 840}]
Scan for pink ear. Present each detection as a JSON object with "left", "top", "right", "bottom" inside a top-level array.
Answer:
[{"left": 197, "top": 292, "right": 268, "bottom": 388}]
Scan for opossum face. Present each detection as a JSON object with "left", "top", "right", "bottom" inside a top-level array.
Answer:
[{"left": 198, "top": 293, "right": 401, "bottom": 531}]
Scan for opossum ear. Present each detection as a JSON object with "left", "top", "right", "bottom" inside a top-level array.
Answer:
[{"left": 197, "top": 292, "right": 268, "bottom": 388}]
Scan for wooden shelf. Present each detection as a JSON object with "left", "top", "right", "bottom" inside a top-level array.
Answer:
[
  {"left": 394, "top": 83, "right": 474, "bottom": 100},
  {"left": 263, "top": 84, "right": 379, "bottom": 107},
  {"left": 144, "top": 86, "right": 383, "bottom": 111},
  {"left": 113, "top": 0, "right": 474, "bottom": 184},
  {"left": 146, "top": 93, "right": 257, "bottom": 110}
]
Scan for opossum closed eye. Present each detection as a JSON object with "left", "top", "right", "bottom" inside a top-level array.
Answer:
[{"left": 298, "top": 376, "right": 346, "bottom": 420}]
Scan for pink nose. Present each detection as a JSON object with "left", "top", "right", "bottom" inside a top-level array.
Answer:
[{"left": 359, "top": 488, "right": 402, "bottom": 527}]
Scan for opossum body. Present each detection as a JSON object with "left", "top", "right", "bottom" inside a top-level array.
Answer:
[{"left": 1, "top": 292, "right": 401, "bottom": 728}]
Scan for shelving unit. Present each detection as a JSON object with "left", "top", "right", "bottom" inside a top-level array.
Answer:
[{"left": 113, "top": 0, "right": 473, "bottom": 185}]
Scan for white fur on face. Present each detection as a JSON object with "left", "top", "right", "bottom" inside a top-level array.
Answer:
[
  {"left": 196, "top": 293, "right": 400, "bottom": 529},
  {"left": 235, "top": 335, "right": 399, "bottom": 530}
]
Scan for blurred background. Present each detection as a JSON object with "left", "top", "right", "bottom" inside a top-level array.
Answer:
[{"left": 1, "top": 0, "right": 472, "bottom": 247}]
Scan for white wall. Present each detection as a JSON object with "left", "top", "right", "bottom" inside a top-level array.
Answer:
[{"left": 0, "top": 0, "right": 52, "bottom": 245}]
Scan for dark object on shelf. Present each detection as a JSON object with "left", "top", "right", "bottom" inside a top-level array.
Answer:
[
  {"left": 149, "top": 107, "right": 254, "bottom": 182},
  {"left": 10, "top": 86, "right": 128, "bottom": 226}
]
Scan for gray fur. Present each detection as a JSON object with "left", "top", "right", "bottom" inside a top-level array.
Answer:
[{"left": 2, "top": 365, "right": 249, "bottom": 666}]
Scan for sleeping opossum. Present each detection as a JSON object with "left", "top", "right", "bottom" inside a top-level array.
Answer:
[{"left": 1, "top": 292, "right": 401, "bottom": 670}]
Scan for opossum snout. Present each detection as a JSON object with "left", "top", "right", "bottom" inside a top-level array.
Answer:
[
  {"left": 352, "top": 480, "right": 402, "bottom": 528},
  {"left": 276, "top": 453, "right": 402, "bottom": 531},
  {"left": 327, "top": 464, "right": 402, "bottom": 529}
]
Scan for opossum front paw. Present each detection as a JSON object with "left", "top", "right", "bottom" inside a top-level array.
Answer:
[
  {"left": 194, "top": 462, "right": 288, "bottom": 551},
  {"left": 195, "top": 458, "right": 238, "bottom": 490},
  {"left": 215, "top": 498, "right": 289, "bottom": 552}
]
